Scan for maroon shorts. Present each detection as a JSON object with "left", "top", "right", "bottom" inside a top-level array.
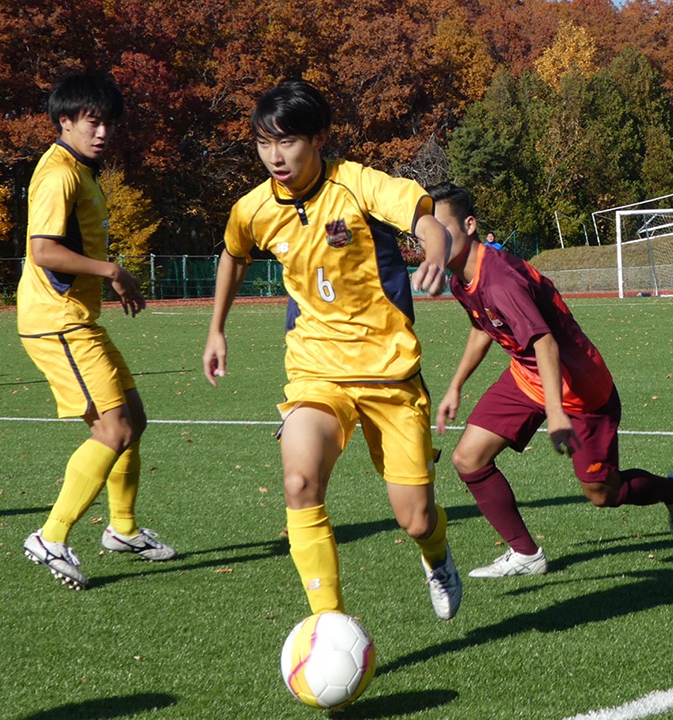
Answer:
[{"left": 467, "top": 369, "right": 620, "bottom": 484}]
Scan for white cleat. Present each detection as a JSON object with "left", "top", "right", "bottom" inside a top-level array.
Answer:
[
  {"left": 469, "top": 547, "right": 548, "bottom": 578},
  {"left": 101, "top": 526, "right": 176, "bottom": 561},
  {"left": 23, "top": 529, "right": 88, "bottom": 590},
  {"left": 421, "top": 542, "right": 462, "bottom": 620}
]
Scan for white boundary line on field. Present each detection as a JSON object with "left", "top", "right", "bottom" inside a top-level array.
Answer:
[
  {"left": 564, "top": 688, "right": 673, "bottom": 719},
  {"left": 1, "top": 416, "right": 672, "bottom": 436}
]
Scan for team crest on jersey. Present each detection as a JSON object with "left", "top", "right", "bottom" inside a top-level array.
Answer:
[
  {"left": 325, "top": 219, "right": 352, "bottom": 248},
  {"left": 485, "top": 307, "right": 503, "bottom": 328}
]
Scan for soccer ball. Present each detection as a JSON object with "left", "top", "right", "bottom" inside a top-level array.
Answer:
[{"left": 280, "top": 612, "right": 376, "bottom": 710}]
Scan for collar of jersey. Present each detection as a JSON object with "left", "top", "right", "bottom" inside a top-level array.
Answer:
[
  {"left": 55, "top": 139, "right": 101, "bottom": 175},
  {"left": 272, "top": 160, "right": 326, "bottom": 205},
  {"left": 463, "top": 242, "right": 486, "bottom": 294}
]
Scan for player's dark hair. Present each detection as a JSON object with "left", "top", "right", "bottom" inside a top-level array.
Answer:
[
  {"left": 426, "top": 181, "right": 476, "bottom": 226},
  {"left": 251, "top": 79, "right": 331, "bottom": 139},
  {"left": 48, "top": 73, "right": 124, "bottom": 132}
]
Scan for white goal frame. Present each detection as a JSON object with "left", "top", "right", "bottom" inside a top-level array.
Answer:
[{"left": 616, "top": 209, "right": 673, "bottom": 298}]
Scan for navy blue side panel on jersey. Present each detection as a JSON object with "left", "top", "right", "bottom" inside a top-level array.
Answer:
[
  {"left": 369, "top": 217, "right": 415, "bottom": 323},
  {"left": 286, "top": 295, "right": 301, "bottom": 333},
  {"left": 43, "top": 209, "right": 84, "bottom": 293}
]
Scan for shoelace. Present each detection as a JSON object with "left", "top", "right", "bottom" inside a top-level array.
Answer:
[
  {"left": 50, "top": 542, "right": 81, "bottom": 567},
  {"left": 430, "top": 565, "right": 455, "bottom": 589},
  {"left": 137, "top": 529, "right": 161, "bottom": 547}
]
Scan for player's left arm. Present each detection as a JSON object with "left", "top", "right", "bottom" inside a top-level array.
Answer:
[
  {"left": 411, "top": 213, "right": 453, "bottom": 297},
  {"left": 533, "top": 333, "right": 581, "bottom": 456}
]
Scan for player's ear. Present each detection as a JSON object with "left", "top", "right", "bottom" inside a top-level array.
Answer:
[
  {"left": 464, "top": 216, "right": 477, "bottom": 235},
  {"left": 312, "top": 129, "right": 328, "bottom": 150}
]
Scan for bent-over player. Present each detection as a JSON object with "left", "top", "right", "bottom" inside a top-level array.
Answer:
[{"left": 422, "top": 182, "right": 673, "bottom": 578}]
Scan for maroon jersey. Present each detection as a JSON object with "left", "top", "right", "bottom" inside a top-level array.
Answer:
[{"left": 450, "top": 244, "right": 613, "bottom": 413}]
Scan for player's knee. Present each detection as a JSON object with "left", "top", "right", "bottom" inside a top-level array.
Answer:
[
  {"left": 92, "top": 418, "right": 135, "bottom": 454},
  {"left": 284, "top": 471, "right": 322, "bottom": 506},
  {"left": 452, "top": 446, "right": 481, "bottom": 476},
  {"left": 584, "top": 483, "right": 618, "bottom": 508},
  {"left": 396, "top": 508, "right": 433, "bottom": 540}
]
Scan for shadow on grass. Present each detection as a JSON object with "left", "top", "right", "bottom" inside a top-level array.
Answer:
[
  {"left": 89, "top": 539, "right": 288, "bottom": 589},
  {"left": 334, "top": 495, "right": 588, "bottom": 544},
  {"left": 0, "top": 378, "right": 48, "bottom": 387},
  {"left": 377, "top": 568, "right": 673, "bottom": 677},
  {"left": 19, "top": 692, "right": 177, "bottom": 719},
  {"left": 332, "top": 689, "right": 458, "bottom": 718},
  {"left": 0, "top": 506, "right": 52, "bottom": 517}
]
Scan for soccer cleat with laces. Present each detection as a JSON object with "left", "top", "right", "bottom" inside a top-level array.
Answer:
[
  {"left": 23, "top": 529, "right": 88, "bottom": 590},
  {"left": 101, "top": 526, "right": 176, "bottom": 561},
  {"left": 469, "top": 546, "right": 548, "bottom": 578},
  {"left": 421, "top": 542, "right": 462, "bottom": 620}
]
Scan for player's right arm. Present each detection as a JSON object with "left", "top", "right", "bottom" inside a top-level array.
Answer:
[
  {"left": 436, "top": 327, "right": 492, "bottom": 433},
  {"left": 203, "top": 250, "right": 248, "bottom": 387},
  {"left": 31, "top": 236, "right": 146, "bottom": 317}
]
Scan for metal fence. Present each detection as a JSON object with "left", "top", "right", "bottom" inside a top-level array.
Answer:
[
  {"left": 0, "top": 255, "right": 289, "bottom": 303},
  {"left": 0, "top": 240, "right": 541, "bottom": 305},
  {"left": 0, "top": 254, "right": 450, "bottom": 302}
]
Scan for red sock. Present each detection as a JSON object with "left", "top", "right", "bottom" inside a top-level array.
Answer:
[
  {"left": 459, "top": 463, "right": 539, "bottom": 555},
  {"left": 615, "top": 469, "right": 673, "bottom": 506}
]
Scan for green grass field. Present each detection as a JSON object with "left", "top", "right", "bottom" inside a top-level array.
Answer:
[{"left": 1, "top": 297, "right": 672, "bottom": 720}]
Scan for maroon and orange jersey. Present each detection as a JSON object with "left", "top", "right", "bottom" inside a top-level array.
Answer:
[{"left": 450, "top": 244, "right": 613, "bottom": 413}]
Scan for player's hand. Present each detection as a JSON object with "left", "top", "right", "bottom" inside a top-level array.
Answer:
[
  {"left": 436, "top": 386, "right": 461, "bottom": 434},
  {"left": 109, "top": 266, "right": 146, "bottom": 317},
  {"left": 411, "top": 262, "right": 448, "bottom": 297},
  {"left": 547, "top": 414, "right": 581, "bottom": 456},
  {"left": 203, "top": 331, "right": 227, "bottom": 388}
]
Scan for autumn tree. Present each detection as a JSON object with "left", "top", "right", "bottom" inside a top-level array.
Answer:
[
  {"left": 100, "top": 167, "right": 161, "bottom": 278},
  {"left": 535, "top": 21, "right": 598, "bottom": 88}
]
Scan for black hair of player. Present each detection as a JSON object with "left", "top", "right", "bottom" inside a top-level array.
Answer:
[
  {"left": 426, "top": 182, "right": 476, "bottom": 225},
  {"left": 48, "top": 73, "right": 125, "bottom": 132},
  {"left": 251, "top": 79, "right": 331, "bottom": 140}
]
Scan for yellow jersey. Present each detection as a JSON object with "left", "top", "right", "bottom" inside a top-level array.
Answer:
[
  {"left": 225, "top": 159, "right": 433, "bottom": 382},
  {"left": 17, "top": 141, "right": 109, "bottom": 335}
]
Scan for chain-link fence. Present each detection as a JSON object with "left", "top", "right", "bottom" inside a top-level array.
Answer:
[
  {"left": 0, "top": 237, "right": 541, "bottom": 305},
  {"left": 0, "top": 255, "right": 290, "bottom": 304}
]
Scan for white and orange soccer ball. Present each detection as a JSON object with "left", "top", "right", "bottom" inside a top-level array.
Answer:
[{"left": 280, "top": 612, "right": 376, "bottom": 710}]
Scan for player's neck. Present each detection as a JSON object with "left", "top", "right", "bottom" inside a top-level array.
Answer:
[{"left": 449, "top": 239, "right": 479, "bottom": 284}]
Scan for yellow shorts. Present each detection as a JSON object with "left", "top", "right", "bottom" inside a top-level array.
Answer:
[
  {"left": 278, "top": 375, "right": 437, "bottom": 486},
  {"left": 19, "top": 324, "right": 135, "bottom": 418}
]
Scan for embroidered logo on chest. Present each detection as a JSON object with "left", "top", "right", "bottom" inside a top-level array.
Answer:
[
  {"left": 325, "top": 219, "right": 352, "bottom": 248},
  {"left": 485, "top": 307, "right": 504, "bottom": 328}
]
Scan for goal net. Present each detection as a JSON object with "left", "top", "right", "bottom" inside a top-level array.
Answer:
[{"left": 616, "top": 209, "right": 673, "bottom": 298}]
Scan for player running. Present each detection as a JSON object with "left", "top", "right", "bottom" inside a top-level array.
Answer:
[
  {"left": 18, "top": 73, "right": 175, "bottom": 590},
  {"left": 203, "top": 80, "right": 461, "bottom": 620},
  {"left": 421, "top": 182, "right": 673, "bottom": 578}
]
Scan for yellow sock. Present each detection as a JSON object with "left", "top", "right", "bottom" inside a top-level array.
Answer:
[
  {"left": 42, "top": 439, "right": 120, "bottom": 544},
  {"left": 106, "top": 441, "right": 140, "bottom": 536},
  {"left": 287, "top": 504, "right": 345, "bottom": 615},
  {"left": 417, "top": 504, "right": 448, "bottom": 569}
]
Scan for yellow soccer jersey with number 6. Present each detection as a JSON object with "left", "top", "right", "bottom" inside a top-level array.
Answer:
[
  {"left": 224, "top": 159, "right": 433, "bottom": 382},
  {"left": 17, "top": 140, "right": 109, "bottom": 336}
]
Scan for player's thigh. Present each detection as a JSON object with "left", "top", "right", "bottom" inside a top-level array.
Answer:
[
  {"left": 281, "top": 403, "right": 345, "bottom": 506},
  {"left": 354, "top": 378, "right": 435, "bottom": 486},
  {"left": 459, "top": 370, "right": 545, "bottom": 469},
  {"left": 20, "top": 326, "right": 132, "bottom": 419},
  {"left": 570, "top": 387, "right": 621, "bottom": 484}
]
